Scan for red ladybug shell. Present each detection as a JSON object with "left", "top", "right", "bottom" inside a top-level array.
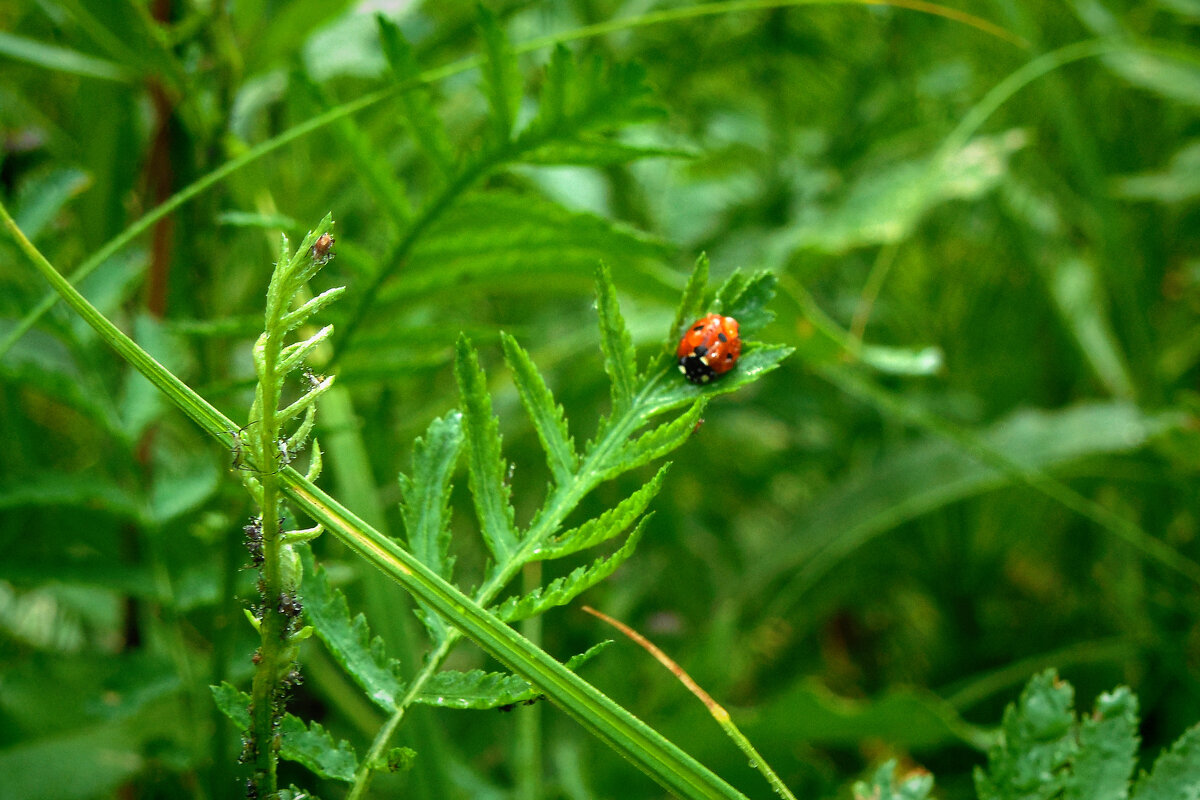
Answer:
[{"left": 676, "top": 313, "right": 741, "bottom": 384}]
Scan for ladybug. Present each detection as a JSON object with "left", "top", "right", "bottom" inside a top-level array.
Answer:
[{"left": 676, "top": 313, "right": 741, "bottom": 384}]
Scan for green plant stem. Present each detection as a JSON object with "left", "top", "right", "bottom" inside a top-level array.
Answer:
[
  {"left": 249, "top": 323, "right": 285, "bottom": 794},
  {"left": 5, "top": 199, "right": 746, "bottom": 800},
  {"left": 0, "top": 0, "right": 1021, "bottom": 363},
  {"left": 349, "top": 375, "right": 702, "bottom": 798},
  {"left": 517, "top": 562, "right": 544, "bottom": 800}
]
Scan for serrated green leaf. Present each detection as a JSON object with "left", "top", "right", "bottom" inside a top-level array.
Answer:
[
  {"left": 532, "top": 464, "right": 669, "bottom": 561},
  {"left": 408, "top": 190, "right": 668, "bottom": 268},
  {"left": 416, "top": 668, "right": 536, "bottom": 710},
  {"left": 1132, "top": 722, "right": 1200, "bottom": 800},
  {"left": 477, "top": 4, "right": 520, "bottom": 142},
  {"left": 853, "top": 759, "right": 935, "bottom": 800},
  {"left": 715, "top": 270, "right": 777, "bottom": 337},
  {"left": 494, "top": 517, "right": 648, "bottom": 622},
  {"left": 974, "top": 670, "right": 1077, "bottom": 800},
  {"left": 398, "top": 411, "right": 463, "bottom": 580},
  {"left": 523, "top": 53, "right": 662, "bottom": 145},
  {"left": 376, "top": 14, "right": 454, "bottom": 177},
  {"left": 399, "top": 411, "right": 464, "bottom": 642},
  {"left": 595, "top": 263, "right": 639, "bottom": 418},
  {"left": 455, "top": 336, "right": 519, "bottom": 562},
  {"left": 600, "top": 403, "right": 704, "bottom": 483},
  {"left": 640, "top": 343, "right": 794, "bottom": 419},
  {"left": 501, "top": 332, "right": 576, "bottom": 485},
  {"left": 298, "top": 547, "right": 406, "bottom": 712},
  {"left": 1067, "top": 688, "right": 1138, "bottom": 800},
  {"left": 666, "top": 253, "right": 711, "bottom": 357},
  {"left": 211, "top": 682, "right": 360, "bottom": 783},
  {"left": 415, "top": 641, "right": 612, "bottom": 710},
  {"left": 278, "top": 714, "right": 359, "bottom": 783}
]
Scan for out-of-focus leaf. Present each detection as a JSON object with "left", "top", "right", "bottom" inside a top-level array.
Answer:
[
  {"left": 215, "top": 210, "right": 300, "bottom": 230},
  {"left": 858, "top": 344, "right": 944, "bottom": 376},
  {"left": 788, "top": 130, "right": 1028, "bottom": 253},
  {"left": 853, "top": 759, "right": 936, "bottom": 800},
  {"left": 1103, "top": 52, "right": 1200, "bottom": 106},
  {"left": 0, "top": 473, "right": 141, "bottom": 519},
  {"left": 743, "top": 679, "right": 987, "bottom": 751},
  {"left": 389, "top": 191, "right": 669, "bottom": 300},
  {"left": 377, "top": 14, "right": 454, "bottom": 176},
  {"left": 455, "top": 336, "right": 519, "bottom": 562},
  {"left": 0, "top": 31, "right": 134, "bottom": 82},
  {"left": 1046, "top": 256, "right": 1135, "bottom": 399},
  {"left": 477, "top": 4, "right": 520, "bottom": 142},
  {"left": 522, "top": 49, "right": 663, "bottom": 149},
  {"left": 12, "top": 168, "right": 90, "bottom": 241},
  {"left": 754, "top": 401, "right": 1187, "bottom": 594},
  {"left": 521, "top": 139, "right": 691, "bottom": 166},
  {"left": 299, "top": 548, "right": 407, "bottom": 712},
  {"left": 1113, "top": 140, "right": 1200, "bottom": 203},
  {"left": 0, "top": 724, "right": 143, "bottom": 800}
]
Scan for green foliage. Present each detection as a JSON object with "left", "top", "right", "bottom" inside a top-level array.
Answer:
[
  {"left": 5, "top": 2, "right": 1200, "bottom": 799},
  {"left": 212, "top": 682, "right": 360, "bottom": 782},
  {"left": 972, "top": 670, "right": 1200, "bottom": 800}
]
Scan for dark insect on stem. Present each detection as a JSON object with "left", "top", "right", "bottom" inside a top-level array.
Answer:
[
  {"left": 278, "top": 591, "right": 302, "bottom": 618},
  {"left": 228, "top": 419, "right": 261, "bottom": 471}
]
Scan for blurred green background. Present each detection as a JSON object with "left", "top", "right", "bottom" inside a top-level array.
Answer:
[{"left": 2, "top": 1, "right": 1199, "bottom": 798}]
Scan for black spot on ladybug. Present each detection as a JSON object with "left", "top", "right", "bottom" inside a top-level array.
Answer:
[
  {"left": 692, "top": 324, "right": 704, "bottom": 332},
  {"left": 726, "top": 353, "right": 733, "bottom": 360},
  {"left": 717, "top": 333, "right": 727, "bottom": 343},
  {"left": 694, "top": 344, "right": 708, "bottom": 357}
]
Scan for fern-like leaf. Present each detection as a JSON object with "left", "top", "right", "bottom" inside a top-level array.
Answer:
[
  {"left": 521, "top": 49, "right": 664, "bottom": 162},
  {"left": 500, "top": 332, "right": 577, "bottom": 485},
  {"left": 595, "top": 263, "right": 639, "bottom": 419},
  {"left": 493, "top": 516, "right": 649, "bottom": 623},
  {"left": 476, "top": 5, "right": 520, "bottom": 143},
  {"left": 211, "top": 683, "right": 360, "bottom": 783},
  {"left": 376, "top": 14, "right": 455, "bottom": 177},
  {"left": 600, "top": 402, "right": 704, "bottom": 482},
  {"left": 664, "top": 253, "right": 711, "bottom": 358},
  {"left": 298, "top": 547, "right": 407, "bottom": 712},
  {"left": 715, "top": 269, "right": 778, "bottom": 337},
  {"left": 398, "top": 411, "right": 464, "bottom": 642},
  {"left": 414, "top": 641, "right": 612, "bottom": 710},
  {"left": 532, "top": 464, "right": 669, "bottom": 561},
  {"left": 455, "top": 335, "right": 519, "bottom": 562}
]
